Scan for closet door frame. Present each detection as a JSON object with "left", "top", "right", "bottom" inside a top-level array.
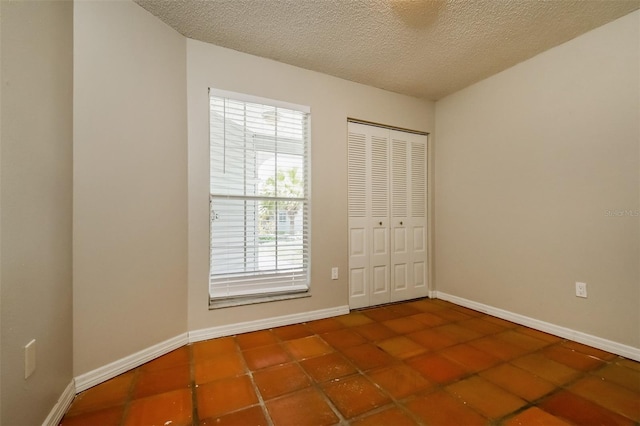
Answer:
[{"left": 348, "top": 120, "right": 430, "bottom": 309}]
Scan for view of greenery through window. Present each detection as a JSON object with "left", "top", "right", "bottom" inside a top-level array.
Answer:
[{"left": 259, "top": 168, "right": 303, "bottom": 239}]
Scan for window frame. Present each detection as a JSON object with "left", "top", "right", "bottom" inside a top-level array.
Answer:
[{"left": 208, "top": 88, "right": 312, "bottom": 308}]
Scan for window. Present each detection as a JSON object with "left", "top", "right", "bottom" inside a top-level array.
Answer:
[{"left": 209, "top": 89, "right": 310, "bottom": 304}]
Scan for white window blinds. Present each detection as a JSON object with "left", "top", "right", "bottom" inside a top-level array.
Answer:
[{"left": 209, "top": 89, "right": 311, "bottom": 301}]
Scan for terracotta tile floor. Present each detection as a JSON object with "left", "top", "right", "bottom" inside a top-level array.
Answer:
[{"left": 61, "top": 298, "right": 640, "bottom": 425}]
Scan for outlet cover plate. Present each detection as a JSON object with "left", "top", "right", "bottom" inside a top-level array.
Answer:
[
  {"left": 576, "top": 282, "right": 588, "bottom": 298},
  {"left": 25, "top": 339, "right": 36, "bottom": 379},
  {"left": 331, "top": 267, "right": 339, "bottom": 280}
]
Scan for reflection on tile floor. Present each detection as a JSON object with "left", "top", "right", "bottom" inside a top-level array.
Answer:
[{"left": 60, "top": 299, "right": 640, "bottom": 425}]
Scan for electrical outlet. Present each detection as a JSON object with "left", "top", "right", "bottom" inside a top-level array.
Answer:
[
  {"left": 25, "top": 339, "right": 36, "bottom": 379},
  {"left": 575, "top": 282, "right": 588, "bottom": 298},
  {"left": 331, "top": 267, "right": 339, "bottom": 280}
]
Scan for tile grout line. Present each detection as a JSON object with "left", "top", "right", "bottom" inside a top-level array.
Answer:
[
  {"left": 118, "top": 368, "right": 139, "bottom": 425},
  {"left": 436, "top": 337, "right": 555, "bottom": 424},
  {"left": 234, "top": 334, "right": 276, "bottom": 426},
  {"left": 434, "top": 333, "right": 625, "bottom": 425},
  {"left": 271, "top": 326, "right": 349, "bottom": 425},
  {"left": 348, "top": 306, "right": 536, "bottom": 424},
  {"left": 188, "top": 344, "right": 200, "bottom": 426},
  {"left": 332, "top": 307, "right": 461, "bottom": 424},
  {"left": 297, "top": 322, "right": 428, "bottom": 424},
  {"left": 352, "top": 309, "right": 460, "bottom": 425},
  {"left": 195, "top": 335, "right": 276, "bottom": 425},
  {"left": 357, "top": 307, "right": 478, "bottom": 424},
  {"left": 312, "top": 316, "right": 427, "bottom": 425}
]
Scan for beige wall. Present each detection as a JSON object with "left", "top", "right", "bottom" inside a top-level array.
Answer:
[
  {"left": 1, "top": 4, "right": 3, "bottom": 421},
  {"left": 435, "top": 11, "right": 639, "bottom": 348},
  {"left": 0, "top": 1, "right": 73, "bottom": 424},
  {"left": 73, "top": 0, "right": 188, "bottom": 375},
  {"left": 187, "top": 39, "right": 435, "bottom": 331}
]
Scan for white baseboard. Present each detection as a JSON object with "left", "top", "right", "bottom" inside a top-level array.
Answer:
[
  {"left": 73, "top": 305, "right": 350, "bottom": 394},
  {"left": 42, "top": 379, "right": 75, "bottom": 426},
  {"left": 436, "top": 291, "right": 640, "bottom": 362},
  {"left": 189, "top": 305, "right": 350, "bottom": 343},
  {"left": 74, "top": 333, "right": 189, "bottom": 393}
]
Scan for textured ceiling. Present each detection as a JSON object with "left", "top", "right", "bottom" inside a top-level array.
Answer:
[{"left": 134, "top": 0, "right": 640, "bottom": 100}]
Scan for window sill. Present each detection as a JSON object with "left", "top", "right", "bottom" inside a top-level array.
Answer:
[{"left": 209, "top": 291, "right": 310, "bottom": 309}]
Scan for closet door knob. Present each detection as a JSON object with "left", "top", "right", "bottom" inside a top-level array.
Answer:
[
  {"left": 379, "top": 221, "right": 383, "bottom": 226},
  {"left": 400, "top": 221, "right": 403, "bottom": 225}
]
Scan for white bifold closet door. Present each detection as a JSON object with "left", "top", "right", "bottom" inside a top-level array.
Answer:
[{"left": 348, "top": 121, "right": 428, "bottom": 309}]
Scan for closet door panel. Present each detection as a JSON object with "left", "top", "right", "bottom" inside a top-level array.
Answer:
[
  {"left": 393, "top": 226, "right": 408, "bottom": 253},
  {"left": 393, "top": 264, "right": 408, "bottom": 290},
  {"left": 413, "top": 262, "right": 426, "bottom": 288},
  {"left": 371, "top": 135, "right": 389, "bottom": 219},
  {"left": 390, "top": 133, "right": 411, "bottom": 301},
  {"left": 348, "top": 221, "right": 369, "bottom": 308},
  {"left": 371, "top": 265, "right": 390, "bottom": 305},
  {"left": 413, "top": 226, "right": 425, "bottom": 252},
  {"left": 372, "top": 225, "right": 389, "bottom": 256},
  {"left": 408, "top": 135, "right": 429, "bottom": 298},
  {"left": 348, "top": 125, "right": 370, "bottom": 309},
  {"left": 350, "top": 268, "right": 366, "bottom": 296},
  {"left": 369, "top": 130, "right": 390, "bottom": 306},
  {"left": 350, "top": 227, "right": 366, "bottom": 257},
  {"left": 348, "top": 123, "right": 390, "bottom": 308},
  {"left": 391, "top": 221, "right": 410, "bottom": 301}
]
